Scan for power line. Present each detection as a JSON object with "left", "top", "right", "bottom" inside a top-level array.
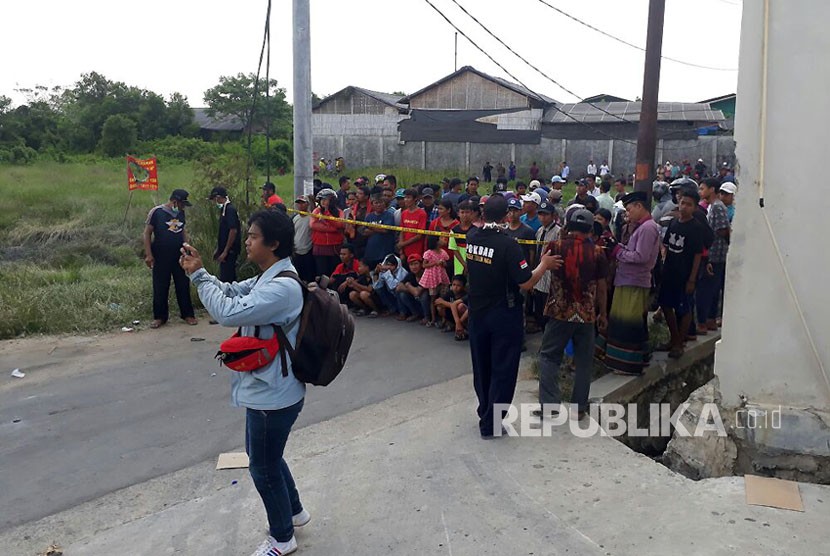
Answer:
[
  {"left": 422, "top": 0, "right": 638, "bottom": 144},
  {"left": 423, "top": 0, "right": 714, "bottom": 152},
  {"left": 534, "top": 0, "right": 738, "bottom": 72}
]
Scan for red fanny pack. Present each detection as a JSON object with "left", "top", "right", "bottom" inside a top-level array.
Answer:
[{"left": 216, "top": 326, "right": 280, "bottom": 372}]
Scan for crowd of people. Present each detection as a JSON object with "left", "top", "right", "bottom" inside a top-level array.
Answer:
[{"left": 141, "top": 157, "right": 737, "bottom": 554}]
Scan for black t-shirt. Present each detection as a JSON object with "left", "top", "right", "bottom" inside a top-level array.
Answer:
[
  {"left": 218, "top": 203, "right": 242, "bottom": 254},
  {"left": 402, "top": 271, "right": 420, "bottom": 289},
  {"left": 146, "top": 205, "right": 186, "bottom": 250},
  {"left": 466, "top": 228, "right": 533, "bottom": 314},
  {"left": 505, "top": 223, "right": 536, "bottom": 263},
  {"left": 662, "top": 217, "right": 705, "bottom": 288}
]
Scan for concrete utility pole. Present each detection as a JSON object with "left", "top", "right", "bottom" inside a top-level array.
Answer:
[
  {"left": 293, "top": 0, "right": 312, "bottom": 199},
  {"left": 633, "top": 0, "right": 666, "bottom": 205}
]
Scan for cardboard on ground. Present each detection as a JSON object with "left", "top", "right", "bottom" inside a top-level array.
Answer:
[
  {"left": 216, "top": 452, "right": 249, "bottom": 470},
  {"left": 744, "top": 474, "right": 804, "bottom": 512}
]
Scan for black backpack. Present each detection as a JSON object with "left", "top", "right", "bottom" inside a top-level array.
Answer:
[{"left": 274, "top": 271, "right": 355, "bottom": 386}]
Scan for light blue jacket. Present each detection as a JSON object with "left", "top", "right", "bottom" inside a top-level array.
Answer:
[
  {"left": 189, "top": 258, "right": 305, "bottom": 410},
  {"left": 373, "top": 255, "right": 407, "bottom": 291}
]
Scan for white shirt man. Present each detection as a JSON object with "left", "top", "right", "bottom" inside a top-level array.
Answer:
[
  {"left": 599, "top": 163, "right": 610, "bottom": 176},
  {"left": 587, "top": 161, "right": 597, "bottom": 176},
  {"left": 561, "top": 163, "right": 570, "bottom": 180}
]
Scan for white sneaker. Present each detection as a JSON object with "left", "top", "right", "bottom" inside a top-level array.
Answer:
[
  {"left": 292, "top": 508, "right": 311, "bottom": 528},
  {"left": 250, "top": 535, "right": 297, "bottom": 556}
]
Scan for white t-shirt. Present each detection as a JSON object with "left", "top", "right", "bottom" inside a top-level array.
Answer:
[
  {"left": 599, "top": 164, "right": 610, "bottom": 176},
  {"left": 561, "top": 165, "right": 570, "bottom": 179},
  {"left": 587, "top": 164, "right": 597, "bottom": 176}
]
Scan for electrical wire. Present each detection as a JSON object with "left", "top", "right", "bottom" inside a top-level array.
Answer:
[
  {"left": 426, "top": 0, "right": 714, "bottom": 151},
  {"left": 244, "top": 0, "right": 273, "bottom": 205},
  {"left": 534, "top": 0, "right": 738, "bottom": 72}
]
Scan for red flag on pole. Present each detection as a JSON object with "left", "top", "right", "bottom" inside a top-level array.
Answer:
[{"left": 127, "top": 156, "right": 159, "bottom": 191}]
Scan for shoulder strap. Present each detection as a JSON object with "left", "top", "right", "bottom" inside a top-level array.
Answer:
[{"left": 274, "top": 270, "right": 307, "bottom": 377}]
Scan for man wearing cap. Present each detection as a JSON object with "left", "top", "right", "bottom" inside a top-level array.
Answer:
[
  {"left": 291, "top": 195, "right": 315, "bottom": 282},
  {"left": 520, "top": 191, "right": 542, "bottom": 232},
  {"left": 536, "top": 208, "right": 608, "bottom": 420},
  {"left": 550, "top": 175, "right": 566, "bottom": 191},
  {"left": 419, "top": 187, "right": 439, "bottom": 226},
  {"left": 143, "top": 189, "right": 197, "bottom": 328},
  {"left": 531, "top": 201, "right": 562, "bottom": 331},
  {"left": 261, "top": 182, "right": 284, "bottom": 208},
  {"left": 694, "top": 158, "right": 707, "bottom": 178},
  {"left": 719, "top": 181, "right": 737, "bottom": 222},
  {"left": 568, "top": 179, "right": 598, "bottom": 213},
  {"left": 598, "top": 191, "right": 661, "bottom": 375},
  {"left": 208, "top": 187, "right": 241, "bottom": 283},
  {"left": 548, "top": 189, "right": 566, "bottom": 223},
  {"left": 465, "top": 196, "right": 563, "bottom": 438}
]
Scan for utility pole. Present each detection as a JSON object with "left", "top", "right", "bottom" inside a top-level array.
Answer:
[
  {"left": 633, "top": 0, "right": 666, "bottom": 205},
  {"left": 454, "top": 32, "right": 458, "bottom": 71},
  {"left": 293, "top": 0, "right": 312, "bottom": 200}
]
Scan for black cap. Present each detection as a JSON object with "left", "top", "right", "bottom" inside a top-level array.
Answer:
[
  {"left": 483, "top": 195, "right": 509, "bottom": 222},
  {"left": 261, "top": 182, "right": 276, "bottom": 192},
  {"left": 170, "top": 189, "right": 192, "bottom": 206},
  {"left": 537, "top": 201, "right": 554, "bottom": 214},
  {"left": 207, "top": 186, "right": 228, "bottom": 199},
  {"left": 621, "top": 191, "right": 648, "bottom": 206},
  {"left": 421, "top": 187, "right": 435, "bottom": 197}
]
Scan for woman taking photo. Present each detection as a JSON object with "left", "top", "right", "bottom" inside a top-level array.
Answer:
[
  {"left": 310, "top": 188, "right": 345, "bottom": 279},
  {"left": 180, "top": 209, "right": 310, "bottom": 556}
]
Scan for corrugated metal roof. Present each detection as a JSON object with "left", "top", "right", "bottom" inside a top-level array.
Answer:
[
  {"left": 543, "top": 102, "right": 725, "bottom": 124},
  {"left": 399, "top": 66, "right": 558, "bottom": 106},
  {"left": 314, "top": 86, "right": 407, "bottom": 111},
  {"left": 193, "top": 108, "right": 245, "bottom": 131}
]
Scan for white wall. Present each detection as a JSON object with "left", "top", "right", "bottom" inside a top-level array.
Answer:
[{"left": 716, "top": 0, "right": 830, "bottom": 409}]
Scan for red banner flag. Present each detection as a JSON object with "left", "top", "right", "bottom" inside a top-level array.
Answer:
[{"left": 127, "top": 156, "right": 159, "bottom": 191}]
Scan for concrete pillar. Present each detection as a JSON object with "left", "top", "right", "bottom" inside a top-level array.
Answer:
[
  {"left": 711, "top": 137, "right": 718, "bottom": 166},
  {"left": 338, "top": 135, "right": 344, "bottom": 157},
  {"left": 465, "top": 142, "right": 471, "bottom": 173},
  {"left": 379, "top": 136, "right": 384, "bottom": 167},
  {"left": 608, "top": 139, "right": 614, "bottom": 172},
  {"left": 422, "top": 141, "right": 427, "bottom": 170},
  {"left": 510, "top": 143, "right": 516, "bottom": 165},
  {"left": 656, "top": 139, "right": 664, "bottom": 169},
  {"left": 560, "top": 139, "right": 567, "bottom": 167}
]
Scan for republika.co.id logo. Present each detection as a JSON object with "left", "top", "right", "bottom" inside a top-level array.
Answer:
[{"left": 492, "top": 403, "right": 780, "bottom": 438}]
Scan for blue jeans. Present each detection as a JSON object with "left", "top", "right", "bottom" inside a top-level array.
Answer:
[
  {"left": 246, "top": 400, "right": 304, "bottom": 542},
  {"left": 538, "top": 320, "right": 595, "bottom": 411},
  {"left": 397, "top": 291, "right": 423, "bottom": 317},
  {"left": 418, "top": 291, "right": 432, "bottom": 320},
  {"left": 375, "top": 286, "right": 399, "bottom": 313}
]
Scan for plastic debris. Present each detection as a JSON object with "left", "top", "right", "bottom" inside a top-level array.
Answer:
[
  {"left": 11, "top": 369, "right": 25, "bottom": 378},
  {"left": 121, "top": 327, "right": 134, "bottom": 333},
  {"left": 231, "top": 480, "right": 238, "bottom": 485},
  {"left": 132, "top": 320, "right": 141, "bottom": 325},
  {"left": 211, "top": 373, "right": 217, "bottom": 377},
  {"left": 190, "top": 337, "right": 205, "bottom": 342}
]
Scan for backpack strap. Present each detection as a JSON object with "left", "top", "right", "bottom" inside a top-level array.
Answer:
[{"left": 274, "top": 270, "right": 307, "bottom": 377}]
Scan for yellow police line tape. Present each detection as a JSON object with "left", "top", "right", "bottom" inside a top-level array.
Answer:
[{"left": 285, "top": 207, "right": 548, "bottom": 246}]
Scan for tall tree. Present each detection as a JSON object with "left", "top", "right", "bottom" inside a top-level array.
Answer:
[{"left": 203, "top": 73, "right": 292, "bottom": 139}]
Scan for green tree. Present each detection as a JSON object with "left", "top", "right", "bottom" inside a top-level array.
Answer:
[
  {"left": 203, "top": 73, "right": 292, "bottom": 139},
  {"left": 99, "top": 113, "right": 137, "bottom": 156},
  {"left": 165, "top": 92, "right": 197, "bottom": 137}
]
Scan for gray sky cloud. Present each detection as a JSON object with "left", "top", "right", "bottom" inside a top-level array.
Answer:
[{"left": 1, "top": 0, "right": 741, "bottom": 107}]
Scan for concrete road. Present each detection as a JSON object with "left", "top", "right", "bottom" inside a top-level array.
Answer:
[{"left": 0, "top": 317, "right": 471, "bottom": 531}]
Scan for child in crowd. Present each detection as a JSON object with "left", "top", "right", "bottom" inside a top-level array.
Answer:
[
  {"left": 372, "top": 254, "right": 408, "bottom": 317},
  {"left": 395, "top": 254, "right": 427, "bottom": 322},
  {"left": 419, "top": 235, "right": 450, "bottom": 326},
  {"left": 347, "top": 260, "right": 380, "bottom": 316},
  {"left": 435, "top": 275, "right": 469, "bottom": 340}
]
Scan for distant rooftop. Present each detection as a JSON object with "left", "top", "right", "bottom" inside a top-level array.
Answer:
[
  {"left": 193, "top": 108, "right": 244, "bottom": 132},
  {"left": 543, "top": 101, "right": 725, "bottom": 124}
]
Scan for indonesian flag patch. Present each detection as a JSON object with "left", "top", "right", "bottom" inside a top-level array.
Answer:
[{"left": 519, "top": 260, "right": 529, "bottom": 269}]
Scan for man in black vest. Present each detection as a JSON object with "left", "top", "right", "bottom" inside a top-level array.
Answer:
[
  {"left": 465, "top": 196, "right": 562, "bottom": 438},
  {"left": 143, "top": 189, "right": 197, "bottom": 328}
]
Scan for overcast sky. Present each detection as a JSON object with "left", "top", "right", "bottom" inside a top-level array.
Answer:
[{"left": 2, "top": 0, "right": 741, "bottom": 108}]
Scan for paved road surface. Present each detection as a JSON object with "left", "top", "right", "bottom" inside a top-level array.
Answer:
[{"left": 0, "top": 317, "right": 472, "bottom": 531}]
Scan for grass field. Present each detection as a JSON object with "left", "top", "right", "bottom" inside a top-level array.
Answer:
[{"left": 1, "top": 161, "right": 573, "bottom": 339}]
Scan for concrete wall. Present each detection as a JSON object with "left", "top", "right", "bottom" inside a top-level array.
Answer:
[
  {"left": 312, "top": 119, "right": 734, "bottom": 179},
  {"left": 715, "top": 0, "right": 830, "bottom": 410}
]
